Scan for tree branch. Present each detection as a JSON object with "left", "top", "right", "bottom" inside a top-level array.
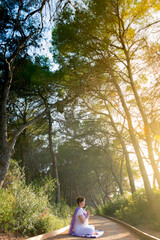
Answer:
[
  {"left": 8, "top": 96, "right": 75, "bottom": 154},
  {"left": 23, "top": 0, "right": 48, "bottom": 22},
  {"left": 137, "top": 20, "right": 160, "bottom": 33}
]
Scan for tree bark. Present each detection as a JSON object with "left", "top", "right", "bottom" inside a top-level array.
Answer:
[
  {"left": 48, "top": 110, "right": 60, "bottom": 204},
  {"left": 0, "top": 63, "right": 13, "bottom": 187}
]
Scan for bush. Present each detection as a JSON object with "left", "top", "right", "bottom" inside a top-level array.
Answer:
[
  {"left": 0, "top": 189, "right": 15, "bottom": 231},
  {"left": 99, "top": 189, "right": 160, "bottom": 228},
  {"left": 31, "top": 175, "right": 57, "bottom": 204},
  {"left": 100, "top": 196, "right": 129, "bottom": 217},
  {"left": 96, "top": 206, "right": 103, "bottom": 215},
  {"left": 0, "top": 160, "right": 71, "bottom": 237},
  {"left": 115, "top": 189, "right": 151, "bottom": 225}
]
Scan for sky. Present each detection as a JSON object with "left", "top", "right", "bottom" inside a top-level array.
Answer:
[
  {"left": 28, "top": 26, "right": 59, "bottom": 71},
  {"left": 28, "top": 2, "right": 59, "bottom": 72}
]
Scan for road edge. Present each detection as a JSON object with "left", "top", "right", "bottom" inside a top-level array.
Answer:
[
  {"left": 26, "top": 225, "right": 69, "bottom": 240},
  {"left": 99, "top": 215, "right": 160, "bottom": 240}
]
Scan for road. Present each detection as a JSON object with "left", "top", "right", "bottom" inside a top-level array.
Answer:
[{"left": 47, "top": 215, "right": 142, "bottom": 240}]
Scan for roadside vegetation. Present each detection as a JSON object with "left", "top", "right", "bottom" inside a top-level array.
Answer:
[
  {"left": 0, "top": 160, "right": 71, "bottom": 237},
  {"left": 97, "top": 189, "right": 160, "bottom": 230}
]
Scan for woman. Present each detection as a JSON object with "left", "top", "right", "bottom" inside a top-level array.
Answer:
[{"left": 69, "top": 196, "right": 103, "bottom": 237}]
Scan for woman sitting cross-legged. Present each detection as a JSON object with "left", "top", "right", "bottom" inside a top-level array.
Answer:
[{"left": 69, "top": 196, "right": 104, "bottom": 238}]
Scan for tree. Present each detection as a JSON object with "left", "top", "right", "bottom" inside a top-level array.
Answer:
[
  {"left": 51, "top": 0, "right": 160, "bottom": 204},
  {"left": 8, "top": 55, "right": 64, "bottom": 203},
  {"left": 82, "top": 89, "right": 136, "bottom": 195},
  {"left": 55, "top": 105, "right": 130, "bottom": 204},
  {"left": 57, "top": 139, "right": 117, "bottom": 206},
  {"left": 0, "top": 0, "right": 76, "bottom": 187},
  {"left": 38, "top": 90, "right": 61, "bottom": 204},
  {"left": 111, "top": 0, "right": 160, "bottom": 188}
]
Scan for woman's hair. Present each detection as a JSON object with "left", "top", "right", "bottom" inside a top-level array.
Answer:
[{"left": 76, "top": 196, "right": 85, "bottom": 206}]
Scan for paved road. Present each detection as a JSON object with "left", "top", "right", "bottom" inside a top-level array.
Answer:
[{"left": 46, "top": 215, "right": 142, "bottom": 240}]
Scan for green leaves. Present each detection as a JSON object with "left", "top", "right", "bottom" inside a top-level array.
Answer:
[{"left": 1, "top": 160, "right": 71, "bottom": 236}]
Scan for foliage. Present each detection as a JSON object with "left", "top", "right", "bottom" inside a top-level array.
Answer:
[
  {"left": 97, "top": 195, "right": 129, "bottom": 217},
  {"left": 99, "top": 189, "right": 160, "bottom": 228},
  {"left": 0, "top": 0, "right": 52, "bottom": 59},
  {"left": 96, "top": 206, "right": 104, "bottom": 215},
  {"left": 31, "top": 175, "right": 57, "bottom": 204},
  {"left": 0, "top": 160, "right": 71, "bottom": 237},
  {"left": 57, "top": 137, "right": 117, "bottom": 207},
  {"left": 115, "top": 190, "right": 151, "bottom": 225},
  {"left": 51, "top": 0, "right": 160, "bottom": 205},
  {"left": 7, "top": 56, "right": 62, "bottom": 183}
]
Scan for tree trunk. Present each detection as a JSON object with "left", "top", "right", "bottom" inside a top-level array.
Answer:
[
  {"left": 75, "top": 183, "right": 79, "bottom": 196},
  {"left": 105, "top": 150, "right": 124, "bottom": 195},
  {"left": 0, "top": 64, "right": 13, "bottom": 187},
  {"left": 153, "top": 174, "right": 156, "bottom": 188},
  {"left": 83, "top": 97, "right": 136, "bottom": 195},
  {"left": 95, "top": 171, "right": 107, "bottom": 205},
  {"left": 48, "top": 110, "right": 60, "bottom": 204},
  {"left": 108, "top": 66, "right": 155, "bottom": 203},
  {"left": 107, "top": 107, "right": 136, "bottom": 194},
  {"left": 70, "top": 180, "right": 73, "bottom": 207},
  {"left": 0, "top": 0, "right": 75, "bottom": 187},
  {"left": 124, "top": 48, "right": 160, "bottom": 189},
  {"left": 0, "top": 87, "right": 74, "bottom": 187},
  {"left": 90, "top": 186, "right": 101, "bottom": 206},
  {"left": 89, "top": 192, "right": 99, "bottom": 208}
]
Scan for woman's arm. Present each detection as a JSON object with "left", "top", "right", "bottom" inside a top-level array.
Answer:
[
  {"left": 78, "top": 214, "right": 88, "bottom": 224},
  {"left": 78, "top": 210, "right": 90, "bottom": 224}
]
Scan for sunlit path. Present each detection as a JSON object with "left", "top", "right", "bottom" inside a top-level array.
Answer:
[{"left": 48, "top": 216, "right": 141, "bottom": 240}]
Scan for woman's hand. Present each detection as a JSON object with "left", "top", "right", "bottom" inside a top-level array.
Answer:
[{"left": 86, "top": 210, "right": 90, "bottom": 217}]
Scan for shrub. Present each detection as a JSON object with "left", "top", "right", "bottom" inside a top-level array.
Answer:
[
  {"left": 100, "top": 189, "right": 160, "bottom": 228},
  {"left": 101, "top": 196, "right": 129, "bottom": 217},
  {"left": 115, "top": 189, "right": 151, "bottom": 225},
  {"left": 0, "top": 160, "right": 71, "bottom": 237},
  {"left": 0, "top": 189, "right": 15, "bottom": 231},
  {"left": 31, "top": 175, "right": 57, "bottom": 204}
]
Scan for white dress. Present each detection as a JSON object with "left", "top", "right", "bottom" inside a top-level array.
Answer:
[{"left": 74, "top": 208, "right": 95, "bottom": 235}]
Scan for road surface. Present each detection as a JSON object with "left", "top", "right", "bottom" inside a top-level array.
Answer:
[{"left": 47, "top": 215, "right": 142, "bottom": 240}]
